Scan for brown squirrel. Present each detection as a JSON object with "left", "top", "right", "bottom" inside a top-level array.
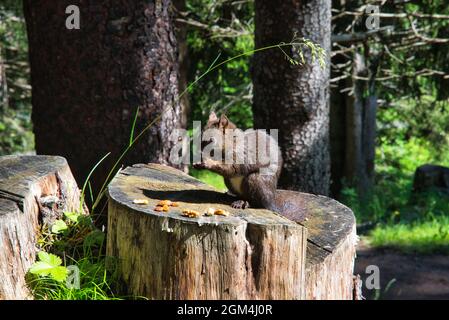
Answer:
[{"left": 194, "top": 112, "right": 287, "bottom": 214}]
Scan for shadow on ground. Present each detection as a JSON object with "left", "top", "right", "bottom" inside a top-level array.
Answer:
[{"left": 355, "top": 241, "right": 449, "bottom": 300}]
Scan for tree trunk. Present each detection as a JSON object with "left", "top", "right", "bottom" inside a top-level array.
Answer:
[
  {"left": 0, "top": 51, "right": 7, "bottom": 109},
  {"left": 329, "top": 0, "right": 378, "bottom": 199},
  {"left": 252, "top": 0, "right": 331, "bottom": 195},
  {"left": 330, "top": 51, "right": 377, "bottom": 198},
  {"left": 0, "top": 155, "right": 86, "bottom": 299},
  {"left": 23, "top": 1, "right": 182, "bottom": 197},
  {"left": 173, "top": 0, "right": 190, "bottom": 131}
]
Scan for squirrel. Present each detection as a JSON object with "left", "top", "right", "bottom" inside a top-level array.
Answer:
[{"left": 194, "top": 112, "right": 289, "bottom": 215}]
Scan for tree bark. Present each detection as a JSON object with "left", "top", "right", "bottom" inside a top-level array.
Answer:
[
  {"left": 173, "top": 0, "right": 190, "bottom": 131},
  {"left": 107, "top": 163, "right": 308, "bottom": 299},
  {"left": 23, "top": 1, "right": 182, "bottom": 197},
  {"left": 301, "top": 195, "right": 357, "bottom": 299},
  {"left": 0, "top": 155, "right": 86, "bottom": 299},
  {"left": 106, "top": 163, "right": 357, "bottom": 300},
  {"left": 252, "top": 0, "right": 331, "bottom": 195},
  {"left": 0, "top": 51, "right": 7, "bottom": 109}
]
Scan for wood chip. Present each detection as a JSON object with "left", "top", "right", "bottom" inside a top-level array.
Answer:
[{"left": 133, "top": 199, "right": 149, "bottom": 205}]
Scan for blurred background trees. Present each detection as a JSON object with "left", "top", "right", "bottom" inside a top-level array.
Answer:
[
  {"left": 1, "top": 0, "right": 449, "bottom": 254},
  {"left": 0, "top": 0, "right": 33, "bottom": 155}
]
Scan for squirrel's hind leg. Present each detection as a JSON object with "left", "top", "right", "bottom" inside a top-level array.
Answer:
[{"left": 243, "top": 173, "right": 278, "bottom": 211}]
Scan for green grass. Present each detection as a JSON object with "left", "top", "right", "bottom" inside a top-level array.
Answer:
[
  {"left": 28, "top": 257, "right": 121, "bottom": 300},
  {"left": 369, "top": 216, "right": 449, "bottom": 254},
  {"left": 26, "top": 210, "right": 128, "bottom": 300},
  {"left": 342, "top": 136, "right": 449, "bottom": 254},
  {"left": 189, "top": 167, "right": 227, "bottom": 191}
]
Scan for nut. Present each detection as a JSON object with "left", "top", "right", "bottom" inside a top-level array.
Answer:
[
  {"left": 162, "top": 204, "right": 170, "bottom": 212},
  {"left": 182, "top": 209, "right": 200, "bottom": 218},
  {"left": 204, "top": 208, "right": 215, "bottom": 216},
  {"left": 214, "top": 209, "right": 230, "bottom": 216},
  {"left": 154, "top": 206, "right": 164, "bottom": 212},
  {"left": 158, "top": 200, "right": 172, "bottom": 206}
]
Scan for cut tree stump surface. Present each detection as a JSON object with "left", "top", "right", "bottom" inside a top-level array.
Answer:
[
  {"left": 0, "top": 155, "right": 84, "bottom": 300},
  {"left": 107, "top": 163, "right": 357, "bottom": 300},
  {"left": 107, "top": 164, "right": 307, "bottom": 299}
]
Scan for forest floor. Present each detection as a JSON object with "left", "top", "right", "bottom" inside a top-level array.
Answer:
[{"left": 355, "top": 239, "right": 449, "bottom": 300}]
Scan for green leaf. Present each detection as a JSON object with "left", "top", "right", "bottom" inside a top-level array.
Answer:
[
  {"left": 50, "top": 266, "right": 69, "bottom": 282},
  {"left": 51, "top": 220, "right": 68, "bottom": 234},
  {"left": 83, "top": 230, "right": 105, "bottom": 248},
  {"left": 38, "top": 251, "right": 62, "bottom": 265},
  {"left": 64, "top": 211, "right": 80, "bottom": 223},
  {"left": 29, "top": 252, "right": 68, "bottom": 282}
]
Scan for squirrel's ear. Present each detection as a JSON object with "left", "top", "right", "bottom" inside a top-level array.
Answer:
[
  {"left": 208, "top": 112, "right": 218, "bottom": 122},
  {"left": 219, "top": 114, "right": 229, "bottom": 127}
]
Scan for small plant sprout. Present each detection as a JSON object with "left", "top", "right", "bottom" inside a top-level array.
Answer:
[
  {"left": 278, "top": 34, "right": 327, "bottom": 68},
  {"left": 29, "top": 252, "right": 68, "bottom": 282}
]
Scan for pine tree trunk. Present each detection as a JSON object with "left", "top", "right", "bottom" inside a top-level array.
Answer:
[
  {"left": 0, "top": 52, "right": 7, "bottom": 109},
  {"left": 252, "top": 0, "right": 331, "bottom": 195},
  {"left": 173, "top": 0, "right": 190, "bottom": 131},
  {"left": 23, "top": 1, "right": 181, "bottom": 196}
]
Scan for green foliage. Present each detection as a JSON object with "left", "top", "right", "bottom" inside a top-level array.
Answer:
[
  {"left": 369, "top": 215, "right": 449, "bottom": 254},
  {"left": 378, "top": 96, "right": 449, "bottom": 151},
  {"left": 29, "top": 255, "right": 121, "bottom": 300},
  {"left": 342, "top": 135, "right": 449, "bottom": 254},
  {"left": 51, "top": 220, "right": 68, "bottom": 234},
  {"left": 190, "top": 166, "right": 227, "bottom": 191},
  {"left": 0, "top": 0, "right": 34, "bottom": 155},
  {"left": 27, "top": 209, "right": 123, "bottom": 300},
  {"left": 186, "top": 0, "right": 255, "bottom": 129},
  {"left": 29, "top": 252, "right": 68, "bottom": 282}
]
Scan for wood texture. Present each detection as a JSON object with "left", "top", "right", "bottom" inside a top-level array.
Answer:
[
  {"left": 303, "top": 202, "right": 357, "bottom": 300},
  {"left": 107, "top": 163, "right": 357, "bottom": 300},
  {"left": 23, "top": 0, "right": 182, "bottom": 197},
  {"left": 0, "top": 155, "right": 85, "bottom": 299},
  {"left": 107, "top": 163, "right": 307, "bottom": 299},
  {"left": 273, "top": 191, "right": 358, "bottom": 299},
  {"left": 252, "top": 0, "right": 332, "bottom": 195},
  {"left": 0, "top": 52, "right": 7, "bottom": 109}
]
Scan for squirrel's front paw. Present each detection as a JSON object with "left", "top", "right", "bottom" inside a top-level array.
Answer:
[{"left": 231, "top": 200, "right": 249, "bottom": 209}]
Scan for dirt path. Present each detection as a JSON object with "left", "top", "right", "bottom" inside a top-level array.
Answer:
[{"left": 354, "top": 241, "right": 449, "bottom": 300}]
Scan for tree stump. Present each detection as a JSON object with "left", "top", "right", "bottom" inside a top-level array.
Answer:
[
  {"left": 107, "top": 163, "right": 357, "bottom": 300},
  {"left": 0, "top": 155, "right": 85, "bottom": 300},
  {"left": 262, "top": 190, "right": 358, "bottom": 299},
  {"left": 300, "top": 194, "right": 357, "bottom": 300}
]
